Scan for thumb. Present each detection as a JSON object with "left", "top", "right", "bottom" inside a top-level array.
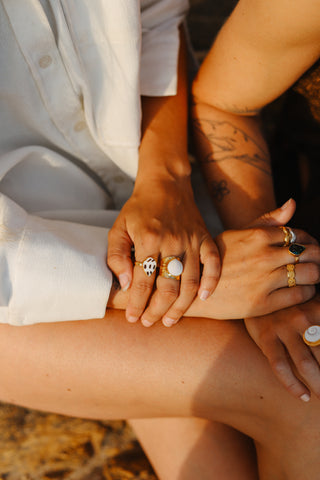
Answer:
[
  {"left": 107, "top": 225, "right": 133, "bottom": 292},
  {"left": 249, "top": 198, "right": 296, "bottom": 228}
]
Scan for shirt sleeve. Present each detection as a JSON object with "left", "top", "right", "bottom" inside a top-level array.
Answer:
[
  {"left": 0, "top": 195, "right": 113, "bottom": 326},
  {"left": 140, "top": 0, "right": 189, "bottom": 96}
]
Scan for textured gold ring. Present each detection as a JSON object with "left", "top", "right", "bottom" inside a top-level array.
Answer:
[
  {"left": 159, "top": 256, "right": 183, "bottom": 280},
  {"left": 135, "top": 257, "right": 158, "bottom": 277},
  {"left": 287, "top": 263, "right": 296, "bottom": 287}
]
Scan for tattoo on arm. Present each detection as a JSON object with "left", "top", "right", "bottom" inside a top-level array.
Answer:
[
  {"left": 210, "top": 180, "right": 230, "bottom": 202},
  {"left": 193, "top": 119, "right": 271, "bottom": 176}
]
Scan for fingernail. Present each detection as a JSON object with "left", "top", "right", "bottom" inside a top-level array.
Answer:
[
  {"left": 141, "top": 319, "right": 153, "bottom": 327},
  {"left": 127, "top": 315, "right": 138, "bottom": 323},
  {"left": 300, "top": 393, "right": 311, "bottom": 402},
  {"left": 281, "top": 198, "right": 292, "bottom": 210},
  {"left": 119, "top": 273, "right": 130, "bottom": 292},
  {"left": 200, "top": 290, "right": 210, "bottom": 301},
  {"left": 163, "top": 317, "right": 175, "bottom": 327}
]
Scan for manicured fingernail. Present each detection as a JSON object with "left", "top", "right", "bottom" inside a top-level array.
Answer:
[
  {"left": 163, "top": 317, "right": 175, "bottom": 327},
  {"left": 119, "top": 273, "right": 130, "bottom": 292},
  {"left": 300, "top": 393, "right": 311, "bottom": 402},
  {"left": 127, "top": 316, "right": 138, "bottom": 323},
  {"left": 200, "top": 290, "right": 210, "bottom": 301},
  {"left": 141, "top": 319, "right": 153, "bottom": 327},
  {"left": 281, "top": 198, "right": 292, "bottom": 210}
]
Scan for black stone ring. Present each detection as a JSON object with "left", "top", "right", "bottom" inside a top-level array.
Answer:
[{"left": 288, "top": 243, "right": 306, "bottom": 264}]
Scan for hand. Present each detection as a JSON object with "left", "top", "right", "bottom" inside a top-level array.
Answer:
[
  {"left": 107, "top": 175, "right": 220, "bottom": 327},
  {"left": 245, "top": 295, "right": 320, "bottom": 402},
  {"left": 187, "top": 201, "right": 320, "bottom": 320}
]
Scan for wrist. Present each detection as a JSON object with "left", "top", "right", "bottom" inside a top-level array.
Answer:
[{"left": 135, "top": 154, "right": 192, "bottom": 187}]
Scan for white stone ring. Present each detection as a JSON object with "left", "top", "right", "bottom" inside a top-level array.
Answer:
[
  {"left": 135, "top": 256, "right": 158, "bottom": 277},
  {"left": 303, "top": 325, "right": 320, "bottom": 347},
  {"left": 159, "top": 256, "right": 184, "bottom": 281}
]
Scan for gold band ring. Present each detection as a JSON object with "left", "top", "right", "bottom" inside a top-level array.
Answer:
[
  {"left": 288, "top": 243, "right": 306, "bottom": 264},
  {"left": 135, "top": 257, "right": 158, "bottom": 277},
  {"left": 303, "top": 325, "right": 320, "bottom": 347},
  {"left": 287, "top": 263, "right": 296, "bottom": 287},
  {"left": 159, "top": 256, "right": 183, "bottom": 280}
]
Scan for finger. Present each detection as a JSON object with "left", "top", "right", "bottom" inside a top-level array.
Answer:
[
  {"left": 261, "top": 336, "right": 311, "bottom": 401},
  {"left": 285, "top": 333, "right": 320, "bottom": 399},
  {"left": 125, "top": 245, "right": 159, "bottom": 323},
  {"left": 198, "top": 237, "right": 221, "bottom": 300},
  {"left": 248, "top": 198, "right": 296, "bottom": 228},
  {"left": 162, "top": 250, "right": 199, "bottom": 327},
  {"left": 267, "top": 285, "right": 316, "bottom": 315},
  {"left": 140, "top": 274, "right": 180, "bottom": 327},
  {"left": 270, "top": 242, "right": 320, "bottom": 267},
  {"left": 273, "top": 262, "right": 320, "bottom": 289},
  {"left": 107, "top": 224, "right": 133, "bottom": 291}
]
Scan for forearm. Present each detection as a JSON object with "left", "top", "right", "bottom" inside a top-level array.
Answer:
[
  {"left": 191, "top": 99, "right": 276, "bottom": 229},
  {"left": 136, "top": 28, "right": 190, "bottom": 188}
]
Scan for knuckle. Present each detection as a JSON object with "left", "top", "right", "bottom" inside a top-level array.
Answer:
[
  {"left": 291, "top": 287, "right": 312, "bottom": 305},
  {"left": 296, "top": 357, "right": 315, "bottom": 377},
  {"left": 161, "top": 289, "right": 179, "bottom": 304},
  {"left": 270, "top": 358, "right": 289, "bottom": 378},
  {"left": 182, "top": 277, "right": 199, "bottom": 295},
  {"left": 131, "top": 280, "right": 153, "bottom": 295}
]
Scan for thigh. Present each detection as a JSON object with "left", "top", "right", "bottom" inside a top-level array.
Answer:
[{"left": 0, "top": 310, "right": 319, "bottom": 443}]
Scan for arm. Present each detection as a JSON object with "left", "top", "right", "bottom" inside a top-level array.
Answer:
[
  {"left": 192, "top": 0, "right": 320, "bottom": 399},
  {"left": 107, "top": 29, "right": 220, "bottom": 328},
  {"left": 108, "top": 204, "right": 319, "bottom": 322},
  {"left": 192, "top": 0, "right": 320, "bottom": 227}
]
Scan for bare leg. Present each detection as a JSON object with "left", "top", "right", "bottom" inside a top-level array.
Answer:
[
  {"left": 0, "top": 311, "right": 319, "bottom": 479},
  {"left": 130, "top": 418, "right": 258, "bottom": 480}
]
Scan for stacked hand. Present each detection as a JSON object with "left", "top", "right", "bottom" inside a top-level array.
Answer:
[
  {"left": 107, "top": 175, "right": 220, "bottom": 327},
  {"left": 244, "top": 200, "right": 320, "bottom": 402}
]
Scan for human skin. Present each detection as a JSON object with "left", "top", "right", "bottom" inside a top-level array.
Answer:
[
  {"left": 192, "top": 0, "right": 320, "bottom": 400},
  {"left": 1, "top": 310, "right": 320, "bottom": 480},
  {"left": 107, "top": 29, "right": 220, "bottom": 329}
]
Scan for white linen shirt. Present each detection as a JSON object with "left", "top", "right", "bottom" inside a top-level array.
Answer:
[{"left": 0, "top": 0, "right": 188, "bottom": 325}]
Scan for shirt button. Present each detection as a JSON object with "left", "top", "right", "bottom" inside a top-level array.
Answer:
[
  {"left": 39, "top": 55, "right": 53, "bottom": 69},
  {"left": 74, "top": 120, "right": 86, "bottom": 132}
]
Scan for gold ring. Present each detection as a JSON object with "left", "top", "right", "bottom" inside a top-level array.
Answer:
[
  {"left": 159, "top": 256, "right": 183, "bottom": 280},
  {"left": 279, "top": 226, "right": 296, "bottom": 246},
  {"left": 288, "top": 243, "right": 306, "bottom": 264},
  {"left": 279, "top": 226, "right": 291, "bottom": 246},
  {"left": 135, "top": 257, "right": 158, "bottom": 277},
  {"left": 303, "top": 325, "right": 320, "bottom": 347},
  {"left": 287, "top": 263, "right": 296, "bottom": 287}
]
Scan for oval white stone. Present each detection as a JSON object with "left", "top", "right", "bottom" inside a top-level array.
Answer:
[
  {"left": 304, "top": 325, "right": 320, "bottom": 343},
  {"left": 167, "top": 258, "right": 183, "bottom": 276}
]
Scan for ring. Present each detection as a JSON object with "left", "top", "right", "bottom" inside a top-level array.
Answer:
[
  {"left": 286, "top": 263, "right": 296, "bottom": 287},
  {"left": 288, "top": 243, "right": 306, "bottom": 264},
  {"left": 303, "top": 325, "right": 320, "bottom": 347},
  {"left": 279, "top": 226, "right": 296, "bottom": 246},
  {"left": 159, "top": 256, "right": 183, "bottom": 280},
  {"left": 135, "top": 257, "right": 158, "bottom": 277}
]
